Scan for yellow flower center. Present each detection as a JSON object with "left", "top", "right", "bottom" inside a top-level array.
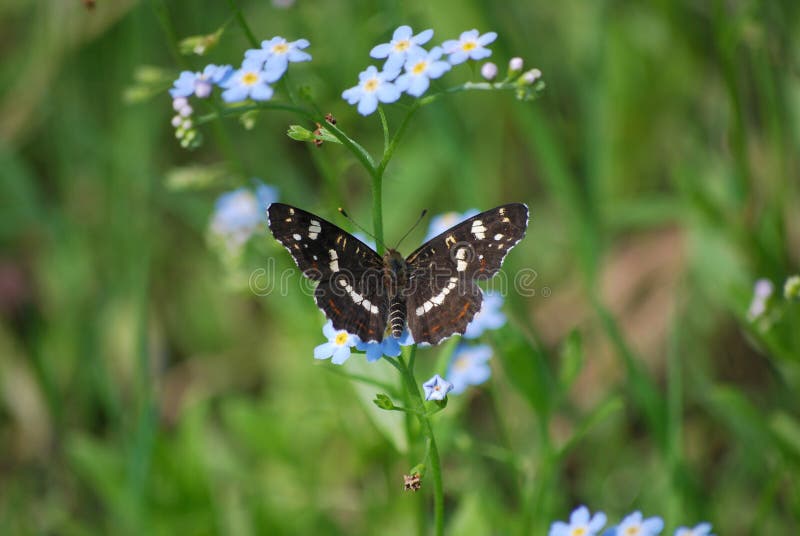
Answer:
[
  {"left": 334, "top": 332, "right": 349, "bottom": 345},
  {"left": 394, "top": 39, "right": 410, "bottom": 52},
  {"left": 241, "top": 71, "right": 259, "bottom": 86},
  {"left": 411, "top": 60, "right": 428, "bottom": 75},
  {"left": 570, "top": 528, "right": 587, "bottom": 536},
  {"left": 462, "top": 40, "right": 477, "bottom": 51},
  {"left": 433, "top": 384, "right": 441, "bottom": 391},
  {"left": 364, "top": 78, "right": 379, "bottom": 92},
  {"left": 625, "top": 527, "right": 640, "bottom": 536},
  {"left": 454, "top": 356, "right": 470, "bottom": 372},
  {"left": 272, "top": 42, "right": 289, "bottom": 54}
]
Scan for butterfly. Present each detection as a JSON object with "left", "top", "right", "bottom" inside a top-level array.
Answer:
[{"left": 267, "top": 203, "right": 529, "bottom": 345}]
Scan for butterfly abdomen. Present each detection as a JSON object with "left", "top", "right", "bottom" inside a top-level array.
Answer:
[{"left": 389, "top": 298, "right": 406, "bottom": 338}]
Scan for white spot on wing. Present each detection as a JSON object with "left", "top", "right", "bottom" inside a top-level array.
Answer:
[
  {"left": 494, "top": 233, "right": 503, "bottom": 241},
  {"left": 308, "top": 219, "right": 322, "bottom": 240},
  {"left": 471, "top": 219, "right": 486, "bottom": 240},
  {"left": 293, "top": 233, "right": 302, "bottom": 240},
  {"left": 329, "top": 249, "right": 339, "bottom": 272}
]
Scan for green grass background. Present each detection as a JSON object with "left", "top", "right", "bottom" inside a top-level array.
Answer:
[{"left": 1, "top": 0, "right": 799, "bottom": 534}]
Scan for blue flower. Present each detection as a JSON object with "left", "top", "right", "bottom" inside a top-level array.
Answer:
[
  {"left": 221, "top": 61, "right": 282, "bottom": 103},
  {"left": 342, "top": 66, "right": 402, "bottom": 116},
  {"left": 549, "top": 505, "right": 607, "bottom": 536},
  {"left": 370, "top": 25, "right": 434, "bottom": 73},
  {"left": 356, "top": 328, "right": 414, "bottom": 362},
  {"left": 395, "top": 47, "right": 451, "bottom": 97},
  {"left": 747, "top": 278, "right": 773, "bottom": 320},
  {"left": 210, "top": 181, "right": 278, "bottom": 249},
  {"left": 422, "top": 374, "right": 453, "bottom": 401},
  {"left": 169, "top": 64, "right": 232, "bottom": 98},
  {"left": 244, "top": 36, "right": 311, "bottom": 78},
  {"left": 604, "top": 512, "right": 664, "bottom": 536},
  {"left": 674, "top": 523, "right": 714, "bottom": 536},
  {"left": 464, "top": 291, "right": 506, "bottom": 338},
  {"left": 424, "top": 209, "right": 479, "bottom": 241},
  {"left": 446, "top": 344, "right": 492, "bottom": 395},
  {"left": 314, "top": 321, "right": 359, "bottom": 365},
  {"left": 442, "top": 29, "right": 497, "bottom": 65}
]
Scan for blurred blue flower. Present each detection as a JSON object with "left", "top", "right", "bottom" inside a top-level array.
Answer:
[
  {"left": 674, "top": 522, "right": 714, "bottom": 536},
  {"left": 442, "top": 29, "right": 497, "bottom": 65},
  {"left": 747, "top": 278, "right": 773, "bottom": 320},
  {"left": 446, "top": 344, "right": 492, "bottom": 395},
  {"left": 464, "top": 291, "right": 506, "bottom": 338},
  {"left": 549, "top": 505, "right": 607, "bottom": 536},
  {"left": 603, "top": 511, "right": 664, "bottom": 536},
  {"left": 169, "top": 64, "right": 232, "bottom": 99},
  {"left": 395, "top": 47, "right": 451, "bottom": 97},
  {"left": 356, "top": 328, "right": 414, "bottom": 362},
  {"left": 314, "top": 320, "right": 359, "bottom": 365},
  {"left": 422, "top": 374, "right": 453, "bottom": 401},
  {"left": 352, "top": 232, "right": 377, "bottom": 251},
  {"left": 370, "top": 25, "right": 434, "bottom": 73},
  {"left": 210, "top": 181, "right": 278, "bottom": 249},
  {"left": 244, "top": 36, "right": 311, "bottom": 77},
  {"left": 342, "top": 66, "right": 402, "bottom": 116},
  {"left": 424, "top": 209, "right": 479, "bottom": 241},
  {"left": 221, "top": 60, "right": 282, "bottom": 103}
]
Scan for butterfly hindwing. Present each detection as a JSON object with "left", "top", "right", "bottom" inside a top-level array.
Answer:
[
  {"left": 268, "top": 203, "right": 388, "bottom": 341},
  {"left": 404, "top": 203, "right": 528, "bottom": 344}
]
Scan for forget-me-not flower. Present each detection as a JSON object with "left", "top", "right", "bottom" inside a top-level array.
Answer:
[
  {"left": 464, "top": 291, "right": 506, "bottom": 338},
  {"left": 210, "top": 181, "right": 278, "bottom": 250},
  {"left": 424, "top": 209, "right": 480, "bottom": 241},
  {"left": 169, "top": 64, "right": 232, "bottom": 99},
  {"left": 604, "top": 511, "right": 664, "bottom": 536},
  {"left": 395, "top": 47, "right": 451, "bottom": 97},
  {"left": 314, "top": 320, "right": 359, "bottom": 365},
  {"left": 244, "top": 36, "right": 311, "bottom": 77},
  {"left": 356, "top": 328, "right": 414, "bottom": 362},
  {"left": 342, "top": 65, "right": 402, "bottom": 116},
  {"left": 221, "top": 60, "right": 282, "bottom": 103},
  {"left": 422, "top": 374, "right": 453, "bottom": 401},
  {"left": 747, "top": 278, "right": 773, "bottom": 320},
  {"left": 674, "top": 523, "right": 714, "bottom": 536},
  {"left": 442, "top": 29, "right": 497, "bottom": 65},
  {"left": 549, "top": 505, "right": 607, "bottom": 536},
  {"left": 370, "top": 25, "right": 434, "bottom": 73},
  {"left": 446, "top": 344, "right": 492, "bottom": 395}
]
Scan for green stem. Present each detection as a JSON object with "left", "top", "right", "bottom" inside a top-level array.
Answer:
[
  {"left": 397, "top": 348, "right": 445, "bottom": 536},
  {"left": 226, "top": 0, "right": 259, "bottom": 47}
]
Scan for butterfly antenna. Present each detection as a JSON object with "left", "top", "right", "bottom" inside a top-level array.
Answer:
[
  {"left": 394, "top": 209, "right": 428, "bottom": 250},
  {"left": 338, "top": 208, "right": 388, "bottom": 251}
]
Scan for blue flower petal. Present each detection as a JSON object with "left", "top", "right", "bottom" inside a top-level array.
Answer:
[
  {"left": 314, "top": 342, "right": 334, "bottom": 359},
  {"left": 331, "top": 345, "right": 352, "bottom": 365},
  {"left": 357, "top": 93, "right": 379, "bottom": 115}
]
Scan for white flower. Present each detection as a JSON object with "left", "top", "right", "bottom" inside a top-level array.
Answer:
[{"left": 342, "top": 65, "right": 402, "bottom": 116}]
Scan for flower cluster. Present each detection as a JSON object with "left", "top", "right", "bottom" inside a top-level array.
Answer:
[
  {"left": 342, "top": 25, "right": 494, "bottom": 115},
  {"left": 549, "top": 506, "right": 714, "bottom": 536},
  {"left": 747, "top": 278, "right": 773, "bottom": 320},
  {"left": 314, "top": 321, "right": 415, "bottom": 365},
  {"left": 208, "top": 180, "right": 278, "bottom": 253},
  {"left": 167, "top": 36, "right": 311, "bottom": 145},
  {"left": 342, "top": 25, "right": 544, "bottom": 115}
]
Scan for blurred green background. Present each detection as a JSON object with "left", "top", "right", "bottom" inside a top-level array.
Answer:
[{"left": 1, "top": 0, "right": 799, "bottom": 534}]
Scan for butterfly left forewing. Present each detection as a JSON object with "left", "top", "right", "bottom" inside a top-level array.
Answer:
[
  {"left": 403, "top": 203, "right": 528, "bottom": 344},
  {"left": 268, "top": 203, "right": 389, "bottom": 342}
]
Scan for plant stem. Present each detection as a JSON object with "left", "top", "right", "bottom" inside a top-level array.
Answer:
[
  {"left": 398, "top": 348, "right": 445, "bottom": 536},
  {"left": 226, "top": 0, "right": 259, "bottom": 47}
]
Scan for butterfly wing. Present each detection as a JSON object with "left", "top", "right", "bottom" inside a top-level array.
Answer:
[
  {"left": 267, "top": 203, "right": 389, "bottom": 342},
  {"left": 404, "top": 203, "right": 529, "bottom": 344}
]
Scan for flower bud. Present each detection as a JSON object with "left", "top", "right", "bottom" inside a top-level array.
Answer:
[
  {"left": 194, "top": 79, "right": 213, "bottom": 98},
  {"left": 522, "top": 68, "right": 542, "bottom": 84},
  {"left": 784, "top": 275, "right": 800, "bottom": 300},
  {"left": 509, "top": 57, "right": 523, "bottom": 71},
  {"left": 480, "top": 62, "right": 498, "bottom": 81},
  {"left": 172, "top": 97, "right": 188, "bottom": 111}
]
